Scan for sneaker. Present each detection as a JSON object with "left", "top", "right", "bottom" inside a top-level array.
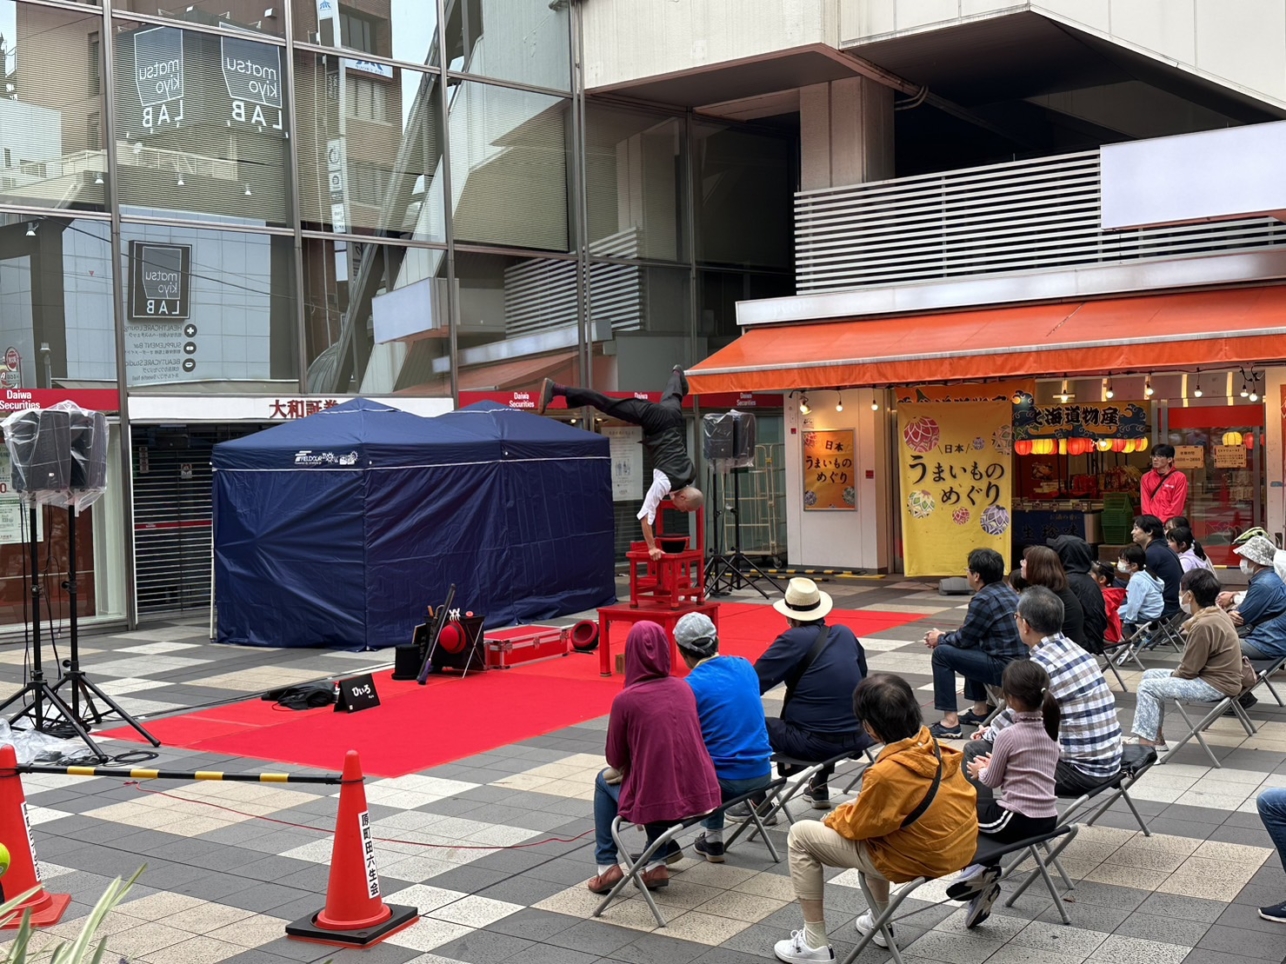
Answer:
[
  {"left": 946, "top": 863, "right": 999, "bottom": 901},
  {"left": 693, "top": 833, "right": 725, "bottom": 863},
  {"left": 639, "top": 865, "right": 669, "bottom": 890},
  {"left": 958, "top": 707, "right": 995, "bottom": 727},
  {"left": 1241, "top": 691, "right": 1260, "bottom": 709},
  {"left": 1258, "top": 899, "right": 1286, "bottom": 923},
  {"left": 965, "top": 882, "right": 1002, "bottom": 929},
  {"left": 536, "top": 377, "right": 555, "bottom": 415},
  {"left": 928, "top": 720, "right": 963, "bottom": 739},
  {"left": 854, "top": 910, "right": 892, "bottom": 949},
  {"left": 806, "top": 780, "right": 831, "bottom": 810},
  {"left": 630, "top": 840, "right": 683, "bottom": 866},
  {"left": 727, "top": 799, "right": 779, "bottom": 826},
  {"left": 1123, "top": 735, "right": 1169, "bottom": 752},
  {"left": 773, "top": 929, "right": 834, "bottom": 963}
]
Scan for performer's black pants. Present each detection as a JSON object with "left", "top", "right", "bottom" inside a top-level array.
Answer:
[{"left": 560, "top": 368, "right": 685, "bottom": 436}]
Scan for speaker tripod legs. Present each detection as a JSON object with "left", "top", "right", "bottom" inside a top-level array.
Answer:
[
  {"left": 705, "top": 551, "right": 783, "bottom": 600},
  {"left": 48, "top": 671, "right": 159, "bottom": 748},
  {"left": 0, "top": 679, "right": 110, "bottom": 762}
]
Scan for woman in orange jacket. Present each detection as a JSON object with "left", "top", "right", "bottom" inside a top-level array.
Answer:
[{"left": 772, "top": 674, "right": 979, "bottom": 963}]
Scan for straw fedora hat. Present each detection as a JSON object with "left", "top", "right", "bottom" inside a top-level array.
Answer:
[{"left": 772, "top": 578, "right": 834, "bottom": 621}]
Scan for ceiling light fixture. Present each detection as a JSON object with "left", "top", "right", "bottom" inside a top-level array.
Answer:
[
  {"left": 1193, "top": 371, "right": 1203, "bottom": 398},
  {"left": 799, "top": 394, "right": 811, "bottom": 415},
  {"left": 835, "top": 392, "right": 843, "bottom": 413},
  {"left": 176, "top": 174, "right": 185, "bottom": 186},
  {"left": 1058, "top": 378, "right": 1072, "bottom": 404},
  {"left": 1103, "top": 377, "right": 1114, "bottom": 400},
  {"left": 24, "top": 222, "right": 35, "bottom": 238},
  {"left": 244, "top": 183, "right": 253, "bottom": 196},
  {"left": 1144, "top": 376, "right": 1154, "bottom": 398}
]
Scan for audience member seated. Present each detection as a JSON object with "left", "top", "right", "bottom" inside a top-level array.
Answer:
[
  {"left": 952, "top": 659, "right": 1061, "bottom": 927},
  {"left": 1051, "top": 535, "right": 1108, "bottom": 653},
  {"left": 673, "top": 612, "right": 774, "bottom": 862},
  {"left": 1217, "top": 528, "right": 1286, "bottom": 610},
  {"left": 771, "top": 675, "right": 978, "bottom": 963},
  {"left": 1022, "top": 545, "right": 1086, "bottom": 651},
  {"left": 1256, "top": 788, "right": 1286, "bottom": 924},
  {"left": 1225, "top": 535, "right": 1286, "bottom": 664},
  {"left": 924, "top": 548, "right": 1026, "bottom": 739},
  {"left": 1126, "top": 570, "right": 1245, "bottom": 751},
  {"left": 1133, "top": 514, "right": 1183, "bottom": 618},
  {"left": 1094, "top": 562, "right": 1127, "bottom": 646},
  {"left": 1167, "top": 525, "right": 1213, "bottom": 574},
  {"left": 1118, "top": 544, "right": 1164, "bottom": 636},
  {"left": 587, "top": 621, "right": 721, "bottom": 895},
  {"left": 1165, "top": 516, "right": 1210, "bottom": 568},
  {"left": 966, "top": 586, "right": 1123, "bottom": 796},
  {"left": 744, "top": 579, "right": 870, "bottom": 815}
]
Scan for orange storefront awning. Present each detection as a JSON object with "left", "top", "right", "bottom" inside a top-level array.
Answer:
[{"left": 687, "top": 286, "right": 1286, "bottom": 394}]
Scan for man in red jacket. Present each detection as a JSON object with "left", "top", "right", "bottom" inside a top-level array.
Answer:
[{"left": 1140, "top": 445, "right": 1188, "bottom": 520}]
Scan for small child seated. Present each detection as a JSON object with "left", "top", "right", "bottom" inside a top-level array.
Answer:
[
  {"left": 1093, "top": 561, "right": 1127, "bottom": 645},
  {"left": 949, "top": 660, "right": 1060, "bottom": 928},
  {"left": 1117, "top": 543, "right": 1164, "bottom": 636}
]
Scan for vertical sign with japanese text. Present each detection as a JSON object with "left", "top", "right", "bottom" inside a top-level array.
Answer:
[
  {"left": 803, "top": 430, "right": 856, "bottom": 511},
  {"left": 602, "top": 425, "right": 643, "bottom": 502},
  {"left": 898, "top": 402, "right": 1013, "bottom": 577}
]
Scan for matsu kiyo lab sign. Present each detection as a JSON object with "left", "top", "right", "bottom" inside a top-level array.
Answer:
[{"left": 129, "top": 242, "right": 192, "bottom": 321}]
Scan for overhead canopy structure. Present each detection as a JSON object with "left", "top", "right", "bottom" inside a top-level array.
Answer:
[
  {"left": 212, "top": 399, "right": 615, "bottom": 649},
  {"left": 687, "top": 286, "right": 1286, "bottom": 393}
]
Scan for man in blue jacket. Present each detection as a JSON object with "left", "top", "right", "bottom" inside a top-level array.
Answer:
[
  {"left": 674, "top": 612, "right": 774, "bottom": 862},
  {"left": 1230, "top": 535, "right": 1286, "bottom": 661},
  {"left": 746, "top": 578, "right": 869, "bottom": 812}
]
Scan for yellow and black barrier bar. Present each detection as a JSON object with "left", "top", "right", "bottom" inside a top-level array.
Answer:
[
  {"left": 760, "top": 568, "right": 880, "bottom": 579},
  {"left": 13, "top": 765, "right": 343, "bottom": 785}
]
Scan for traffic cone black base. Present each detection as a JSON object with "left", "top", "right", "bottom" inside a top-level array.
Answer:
[{"left": 285, "top": 903, "right": 418, "bottom": 947}]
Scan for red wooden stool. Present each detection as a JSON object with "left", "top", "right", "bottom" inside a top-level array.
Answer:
[
  {"left": 626, "top": 502, "right": 706, "bottom": 609},
  {"left": 597, "top": 600, "right": 720, "bottom": 676}
]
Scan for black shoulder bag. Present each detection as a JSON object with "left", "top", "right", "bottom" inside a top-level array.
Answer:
[
  {"left": 780, "top": 624, "right": 830, "bottom": 717},
  {"left": 900, "top": 737, "right": 944, "bottom": 829}
]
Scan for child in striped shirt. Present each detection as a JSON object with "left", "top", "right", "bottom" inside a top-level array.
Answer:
[{"left": 948, "top": 659, "right": 1061, "bottom": 928}]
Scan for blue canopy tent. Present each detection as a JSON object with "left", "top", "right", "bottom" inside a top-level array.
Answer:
[{"left": 212, "top": 398, "right": 615, "bottom": 649}]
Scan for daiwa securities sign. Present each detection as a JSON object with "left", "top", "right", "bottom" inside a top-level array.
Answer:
[{"left": 129, "top": 242, "right": 191, "bottom": 321}]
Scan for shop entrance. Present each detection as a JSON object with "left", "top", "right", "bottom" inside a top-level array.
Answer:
[{"left": 1164, "top": 406, "right": 1265, "bottom": 566}]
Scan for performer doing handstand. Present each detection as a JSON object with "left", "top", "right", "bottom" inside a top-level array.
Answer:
[{"left": 538, "top": 367, "right": 703, "bottom": 561}]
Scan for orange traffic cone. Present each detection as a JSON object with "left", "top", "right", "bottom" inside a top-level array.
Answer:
[
  {"left": 0, "top": 744, "right": 69, "bottom": 928},
  {"left": 286, "top": 750, "right": 418, "bottom": 947}
]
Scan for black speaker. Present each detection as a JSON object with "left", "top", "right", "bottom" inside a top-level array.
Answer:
[
  {"left": 68, "top": 410, "right": 107, "bottom": 490},
  {"left": 702, "top": 411, "right": 757, "bottom": 465},
  {"left": 7, "top": 409, "right": 71, "bottom": 492}
]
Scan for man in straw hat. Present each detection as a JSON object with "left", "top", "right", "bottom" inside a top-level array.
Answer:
[
  {"left": 673, "top": 612, "right": 774, "bottom": 862},
  {"left": 734, "top": 578, "right": 869, "bottom": 815},
  {"left": 1224, "top": 534, "right": 1286, "bottom": 663},
  {"left": 537, "top": 367, "right": 703, "bottom": 561}
]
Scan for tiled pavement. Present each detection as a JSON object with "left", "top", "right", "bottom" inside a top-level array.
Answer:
[{"left": 0, "top": 580, "right": 1285, "bottom": 963}]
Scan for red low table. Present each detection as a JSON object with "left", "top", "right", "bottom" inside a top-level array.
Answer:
[{"left": 598, "top": 600, "right": 720, "bottom": 677}]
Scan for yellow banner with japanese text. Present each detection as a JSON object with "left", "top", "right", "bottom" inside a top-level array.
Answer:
[
  {"left": 898, "top": 402, "right": 1013, "bottom": 577},
  {"left": 803, "top": 429, "right": 856, "bottom": 511}
]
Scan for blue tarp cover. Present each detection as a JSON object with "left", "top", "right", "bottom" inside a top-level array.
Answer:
[{"left": 213, "top": 399, "right": 615, "bottom": 649}]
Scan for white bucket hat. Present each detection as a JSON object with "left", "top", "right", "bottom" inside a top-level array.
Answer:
[
  {"left": 772, "top": 577, "right": 834, "bottom": 621},
  {"left": 1235, "top": 535, "right": 1279, "bottom": 568}
]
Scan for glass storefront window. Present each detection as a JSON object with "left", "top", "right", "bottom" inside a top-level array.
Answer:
[
  {"left": 121, "top": 224, "right": 297, "bottom": 389},
  {"left": 0, "top": 3, "right": 107, "bottom": 212},
  {"left": 693, "top": 120, "right": 794, "bottom": 270},
  {"left": 303, "top": 235, "right": 452, "bottom": 396},
  {"left": 446, "top": 0, "right": 569, "bottom": 91},
  {"left": 112, "top": 21, "right": 291, "bottom": 225},
  {"left": 292, "top": 0, "right": 437, "bottom": 67},
  {"left": 584, "top": 104, "right": 685, "bottom": 263},
  {"left": 114, "top": 1, "right": 281, "bottom": 36},
  {"left": 449, "top": 81, "right": 570, "bottom": 252},
  {"left": 294, "top": 54, "right": 444, "bottom": 241},
  {"left": 0, "top": 214, "right": 115, "bottom": 389}
]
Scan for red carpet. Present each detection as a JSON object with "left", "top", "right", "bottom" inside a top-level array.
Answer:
[{"left": 101, "top": 603, "right": 923, "bottom": 777}]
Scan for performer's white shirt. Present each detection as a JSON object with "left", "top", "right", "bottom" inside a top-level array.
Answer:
[{"left": 637, "top": 469, "right": 672, "bottom": 525}]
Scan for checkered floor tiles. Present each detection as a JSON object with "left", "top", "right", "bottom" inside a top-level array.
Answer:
[{"left": 0, "top": 583, "right": 1280, "bottom": 962}]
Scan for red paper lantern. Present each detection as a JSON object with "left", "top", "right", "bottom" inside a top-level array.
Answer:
[
  {"left": 1246, "top": 433, "right": 1256, "bottom": 450},
  {"left": 1112, "top": 439, "right": 1128, "bottom": 453},
  {"left": 1014, "top": 439, "right": 1033, "bottom": 456}
]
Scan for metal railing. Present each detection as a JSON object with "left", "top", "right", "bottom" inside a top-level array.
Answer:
[{"left": 795, "top": 150, "right": 1286, "bottom": 292}]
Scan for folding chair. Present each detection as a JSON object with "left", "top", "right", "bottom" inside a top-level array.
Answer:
[
  {"left": 594, "top": 785, "right": 780, "bottom": 927},
  {"left": 1096, "top": 645, "right": 1129, "bottom": 692},
  {"left": 840, "top": 824, "right": 1080, "bottom": 964},
  {"left": 1113, "top": 617, "right": 1175, "bottom": 670},
  {"left": 722, "top": 774, "right": 788, "bottom": 855},
  {"left": 1165, "top": 690, "right": 1256, "bottom": 768},
  {"left": 1143, "top": 612, "right": 1187, "bottom": 654},
  {"left": 1250, "top": 653, "right": 1286, "bottom": 706},
  {"left": 760, "top": 747, "right": 867, "bottom": 826}
]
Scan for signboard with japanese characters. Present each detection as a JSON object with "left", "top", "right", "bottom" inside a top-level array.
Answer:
[
  {"left": 803, "top": 430, "right": 855, "bottom": 511},
  {"left": 1013, "top": 401, "right": 1149, "bottom": 440},
  {"left": 602, "top": 425, "right": 644, "bottom": 502},
  {"left": 898, "top": 401, "right": 1013, "bottom": 577},
  {"left": 1214, "top": 444, "right": 1248, "bottom": 469},
  {"left": 1174, "top": 446, "right": 1205, "bottom": 470},
  {"left": 268, "top": 398, "right": 341, "bottom": 420}
]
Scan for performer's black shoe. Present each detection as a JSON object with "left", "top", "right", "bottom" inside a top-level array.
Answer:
[
  {"left": 537, "top": 377, "right": 555, "bottom": 415},
  {"left": 672, "top": 365, "right": 689, "bottom": 396}
]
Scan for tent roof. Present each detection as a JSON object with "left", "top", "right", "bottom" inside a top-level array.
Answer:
[
  {"left": 441, "top": 402, "right": 610, "bottom": 459},
  {"left": 212, "top": 398, "right": 496, "bottom": 470}
]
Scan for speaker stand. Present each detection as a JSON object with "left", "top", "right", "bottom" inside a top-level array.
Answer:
[
  {"left": 0, "top": 503, "right": 110, "bottom": 762},
  {"left": 704, "top": 421, "right": 782, "bottom": 600},
  {"left": 49, "top": 506, "right": 160, "bottom": 749}
]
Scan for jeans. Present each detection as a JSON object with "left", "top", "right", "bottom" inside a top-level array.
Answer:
[
  {"left": 1131, "top": 668, "right": 1225, "bottom": 742},
  {"left": 561, "top": 368, "right": 685, "bottom": 437},
  {"left": 1258, "top": 788, "right": 1286, "bottom": 875},
  {"left": 704, "top": 773, "right": 772, "bottom": 831},
  {"left": 593, "top": 769, "right": 668, "bottom": 867},
  {"left": 931, "top": 644, "right": 1010, "bottom": 712}
]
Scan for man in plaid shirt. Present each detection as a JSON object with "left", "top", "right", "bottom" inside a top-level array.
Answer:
[
  {"left": 966, "top": 586, "right": 1123, "bottom": 796},
  {"left": 925, "top": 548, "right": 1027, "bottom": 739}
]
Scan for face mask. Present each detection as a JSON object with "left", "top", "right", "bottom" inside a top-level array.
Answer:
[
  {"left": 1180, "top": 595, "right": 1192, "bottom": 614},
  {"left": 1116, "top": 561, "right": 1130, "bottom": 573},
  {"left": 1241, "top": 559, "right": 1254, "bottom": 575}
]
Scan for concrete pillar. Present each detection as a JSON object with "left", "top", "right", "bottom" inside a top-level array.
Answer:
[{"left": 800, "top": 76, "right": 894, "bottom": 190}]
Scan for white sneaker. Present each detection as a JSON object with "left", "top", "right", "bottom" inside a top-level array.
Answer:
[
  {"left": 965, "top": 882, "right": 1002, "bottom": 929},
  {"left": 946, "top": 862, "right": 1000, "bottom": 901},
  {"left": 773, "top": 929, "right": 834, "bottom": 962},
  {"left": 854, "top": 910, "right": 892, "bottom": 949}
]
